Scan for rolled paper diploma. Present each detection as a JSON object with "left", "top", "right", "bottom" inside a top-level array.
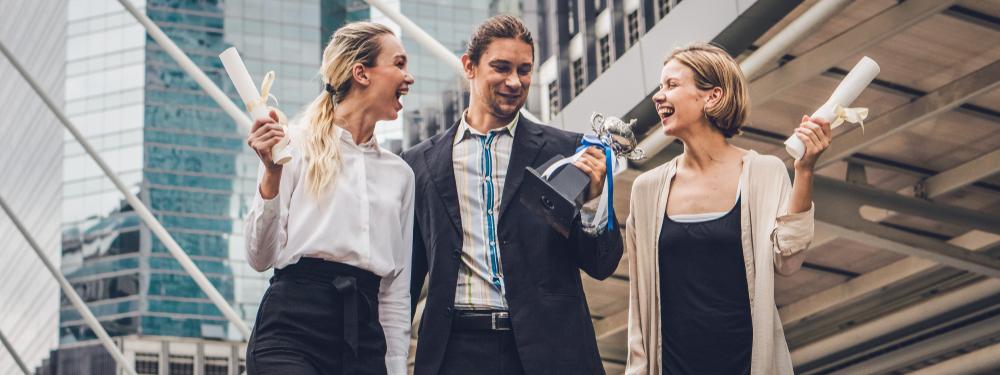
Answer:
[
  {"left": 785, "top": 56, "right": 880, "bottom": 160},
  {"left": 219, "top": 47, "right": 292, "bottom": 165}
]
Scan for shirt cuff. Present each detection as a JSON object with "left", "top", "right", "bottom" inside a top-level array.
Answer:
[
  {"left": 772, "top": 203, "right": 815, "bottom": 256},
  {"left": 254, "top": 184, "right": 281, "bottom": 217},
  {"left": 580, "top": 196, "right": 607, "bottom": 237}
]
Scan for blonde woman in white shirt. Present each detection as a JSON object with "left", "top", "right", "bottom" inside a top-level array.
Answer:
[{"left": 244, "top": 22, "right": 415, "bottom": 375}]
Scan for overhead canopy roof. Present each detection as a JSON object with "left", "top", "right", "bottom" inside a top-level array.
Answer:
[{"left": 587, "top": 1, "right": 1000, "bottom": 373}]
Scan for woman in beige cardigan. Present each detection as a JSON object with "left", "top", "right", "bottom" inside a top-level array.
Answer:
[{"left": 624, "top": 43, "right": 831, "bottom": 374}]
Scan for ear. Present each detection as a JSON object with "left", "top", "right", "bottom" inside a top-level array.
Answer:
[
  {"left": 705, "top": 86, "right": 724, "bottom": 108},
  {"left": 460, "top": 53, "right": 476, "bottom": 80},
  {"left": 351, "top": 63, "right": 370, "bottom": 87}
]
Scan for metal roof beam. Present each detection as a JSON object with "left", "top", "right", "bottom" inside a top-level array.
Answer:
[
  {"left": 816, "top": 60, "right": 1000, "bottom": 169},
  {"left": 750, "top": 0, "right": 957, "bottom": 105}
]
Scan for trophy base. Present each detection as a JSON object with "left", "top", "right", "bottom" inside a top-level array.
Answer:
[{"left": 520, "top": 155, "right": 589, "bottom": 238}]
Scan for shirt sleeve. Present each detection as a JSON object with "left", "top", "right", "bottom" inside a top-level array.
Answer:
[
  {"left": 768, "top": 160, "right": 814, "bottom": 275},
  {"left": 243, "top": 160, "right": 294, "bottom": 272},
  {"left": 580, "top": 195, "right": 608, "bottom": 237},
  {"left": 379, "top": 172, "right": 414, "bottom": 374}
]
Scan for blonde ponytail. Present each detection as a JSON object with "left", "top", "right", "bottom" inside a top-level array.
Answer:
[{"left": 297, "top": 22, "right": 394, "bottom": 197}]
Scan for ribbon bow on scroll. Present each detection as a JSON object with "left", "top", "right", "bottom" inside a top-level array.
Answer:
[
  {"left": 247, "top": 71, "right": 277, "bottom": 114},
  {"left": 247, "top": 71, "right": 288, "bottom": 122},
  {"left": 831, "top": 104, "right": 869, "bottom": 133}
]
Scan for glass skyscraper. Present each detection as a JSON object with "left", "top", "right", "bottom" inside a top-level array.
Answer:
[
  {"left": 62, "top": 0, "right": 242, "bottom": 344},
  {"left": 59, "top": 0, "right": 349, "bottom": 353}
]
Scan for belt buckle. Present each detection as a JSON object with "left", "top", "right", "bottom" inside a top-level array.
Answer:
[{"left": 491, "top": 311, "right": 510, "bottom": 331}]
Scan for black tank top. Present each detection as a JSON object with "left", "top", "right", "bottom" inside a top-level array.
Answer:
[{"left": 658, "top": 199, "right": 752, "bottom": 375}]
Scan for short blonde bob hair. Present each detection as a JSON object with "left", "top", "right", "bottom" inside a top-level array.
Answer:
[{"left": 665, "top": 42, "right": 749, "bottom": 138}]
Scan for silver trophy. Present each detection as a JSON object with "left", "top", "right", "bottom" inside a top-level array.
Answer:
[
  {"left": 520, "top": 111, "right": 643, "bottom": 237},
  {"left": 590, "top": 112, "right": 645, "bottom": 160}
]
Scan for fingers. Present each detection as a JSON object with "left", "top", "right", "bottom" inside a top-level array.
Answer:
[
  {"left": 803, "top": 115, "right": 831, "bottom": 128},
  {"left": 795, "top": 132, "right": 818, "bottom": 157},
  {"left": 803, "top": 121, "right": 830, "bottom": 147},
  {"left": 819, "top": 119, "right": 831, "bottom": 138},
  {"left": 796, "top": 127, "right": 824, "bottom": 155},
  {"left": 252, "top": 116, "right": 277, "bottom": 133},
  {"left": 247, "top": 123, "right": 285, "bottom": 162},
  {"left": 584, "top": 146, "right": 604, "bottom": 159},
  {"left": 802, "top": 115, "right": 832, "bottom": 138},
  {"left": 573, "top": 157, "right": 602, "bottom": 180},
  {"left": 250, "top": 124, "right": 285, "bottom": 141},
  {"left": 573, "top": 159, "right": 594, "bottom": 175},
  {"left": 577, "top": 148, "right": 607, "bottom": 174}
]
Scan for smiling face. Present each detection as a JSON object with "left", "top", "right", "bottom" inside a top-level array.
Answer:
[
  {"left": 359, "top": 34, "right": 414, "bottom": 122},
  {"left": 464, "top": 37, "right": 533, "bottom": 122},
  {"left": 651, "top": 59, "right": 719, "bottom": 137}
]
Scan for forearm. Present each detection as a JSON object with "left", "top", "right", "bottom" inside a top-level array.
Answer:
[
  {"left": 789, "top": 167, "right": 814, "bottom": 214},
  {"left": 259, "top": 168, "right": 282, "bottom": 199}
]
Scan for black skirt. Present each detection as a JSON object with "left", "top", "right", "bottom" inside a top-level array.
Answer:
[
  {"left": 659, "top": 200, "right": 752, "bottom": 375},
  {"left": 247, "top": 258, "right": 387, "bottom": 375}
]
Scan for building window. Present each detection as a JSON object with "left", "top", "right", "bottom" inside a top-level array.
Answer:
[
  {"left": 626, "top": 11, "right": 640, "bottom": 47},
  {"left": 169, "top": 355, "right": 194, "bottom": 375},
  {"left": 204, "top": 356, "right": 228, "bottom": 375},
  {"left": 658, "top": 0, "right": 670, "bottom": 19},
  {"left": 598, "top": 35, "right": 611, "bottom": 73},
  {"left": 594, "top": 0, "right": 607, "bottom": 14},
  {"left": 136, "top": 353, "right": 159, "bottom": 375},
  {"left": 572, "top": 58, "right": 586, "bottom": 97},
  {"left": 568, "top": 0, "right": 578, "bottom": 36},
  {"left": 548, "top": 81, "right": 560, "bottom": 117}
]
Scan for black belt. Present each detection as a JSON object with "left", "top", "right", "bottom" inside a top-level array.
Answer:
[
  {"left": 452, "top": 310, "right": 513, "bottom": 331},
  {"left": 273, "top": 258, "right": 381, "bottom": 375}
]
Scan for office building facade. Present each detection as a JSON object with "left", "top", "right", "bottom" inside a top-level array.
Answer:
[{"left": 59, "top": 0, "right": 349, "bottom": 358}]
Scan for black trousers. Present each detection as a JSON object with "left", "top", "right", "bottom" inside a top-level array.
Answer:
[
  {"left": 247, "top": 258, "right": 387, "bottom": 375},
  {"left": 439, "top": 328, "right": 526, "bottom": 375}
]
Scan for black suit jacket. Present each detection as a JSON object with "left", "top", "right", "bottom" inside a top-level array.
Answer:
[{"left": 402, "top": 116, "right": 624, "bottom": 375}]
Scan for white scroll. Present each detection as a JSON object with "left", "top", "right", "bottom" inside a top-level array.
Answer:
[
  {"left": 785, "top": 56, "right": 880, "bottom": 160},
  {"left": 219, "top": 47, "right": 292, "bottom": 165}
]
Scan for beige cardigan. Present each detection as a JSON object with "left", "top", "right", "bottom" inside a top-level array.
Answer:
[{"left": 624, "top": 150, "right": 814, "bottom": 375}]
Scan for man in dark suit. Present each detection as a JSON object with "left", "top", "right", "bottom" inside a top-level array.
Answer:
[{"left": 401, "top": 15, "right": 624, "bottom": 375}]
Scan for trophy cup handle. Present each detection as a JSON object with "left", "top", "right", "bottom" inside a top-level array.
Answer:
[{"left": 590, "top": 112, "right": 605, "bottom": 133}]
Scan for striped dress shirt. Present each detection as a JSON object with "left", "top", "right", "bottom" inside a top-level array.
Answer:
[
  {"left": 451, "top": 113, "right": 519, "bottom": 309},
  {"left": 451, "top": 112, "right": 607, "bottom": 310}
]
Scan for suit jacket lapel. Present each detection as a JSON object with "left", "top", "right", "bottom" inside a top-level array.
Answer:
[
  {"left": 423, "top": 123, "right": 462, "bottom": 234},
  {"left": 498, "top": 116, "right": 545, "bottom": 221}
]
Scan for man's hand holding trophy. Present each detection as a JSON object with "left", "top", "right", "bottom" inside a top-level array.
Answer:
[{"left": 520, "top": 112, "right": 645, "bottom": 237}]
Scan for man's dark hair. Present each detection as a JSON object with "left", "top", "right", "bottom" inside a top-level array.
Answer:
[{"left": 466, "top": 15, "right": 534, "bottom": 65}]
